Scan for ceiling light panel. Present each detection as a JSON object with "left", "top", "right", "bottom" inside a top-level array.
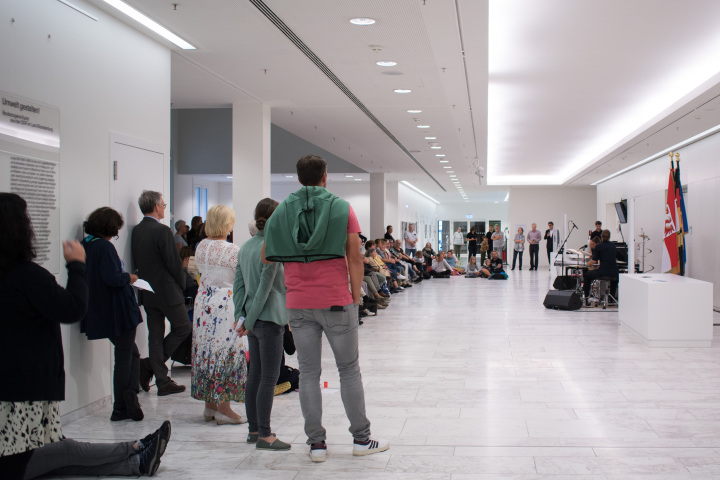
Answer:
[
  {"left": 377, "top": 61, "right": 397, "bottom": 66},
  {"left": 488, "top": 0, "right": 720, "bottom": 185},
  {"left": 350, "top": 17, "right": 376, "bottom": 25},
  {"left": 101, "top": 0, "right": 196, "bottom": 49}
]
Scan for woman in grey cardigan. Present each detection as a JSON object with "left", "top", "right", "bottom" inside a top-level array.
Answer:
[
  {"left": 233, "top": 198, "right": 291, "bottom": 451},
  {"left": 511, "top": 227, "right": 526, "bottom": 270}
]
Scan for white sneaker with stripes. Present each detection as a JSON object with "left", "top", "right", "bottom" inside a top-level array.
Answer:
[{"left": 352, "top": 438, "right": 389, "bottom": 456}]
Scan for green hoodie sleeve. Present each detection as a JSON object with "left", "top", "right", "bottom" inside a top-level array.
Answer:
[
  {"left": 243, "top": 261, "right": 280, "bottom": 331},
  {"left": 232, "top": 258, "right": 246, "bottom": 323}
]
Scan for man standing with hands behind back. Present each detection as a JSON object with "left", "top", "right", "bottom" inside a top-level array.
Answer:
[
  {"left": 404, "top": 224, "right": 418, "bottom": 259},
  {"left": 131, "top": 190, "right": 189, "bottom": 396},
  {"left": 262, "top": 155, "right": 389, "bottom": 463},
  {"left": 527, "top": 223, "right": 541, "bottom": 270}
]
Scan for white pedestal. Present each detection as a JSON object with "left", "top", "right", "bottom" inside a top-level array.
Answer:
[{"left": 619, "top": 274, "right": 714, "bottom": 347}]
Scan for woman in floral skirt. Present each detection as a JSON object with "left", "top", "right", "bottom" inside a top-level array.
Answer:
[{"left": 191, "top": 205, "right": 247, "bottom": 425}]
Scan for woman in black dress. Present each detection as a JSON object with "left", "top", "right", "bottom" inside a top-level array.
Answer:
[{"left": 466, "top": 227, "right": 478, "bottom": 260}]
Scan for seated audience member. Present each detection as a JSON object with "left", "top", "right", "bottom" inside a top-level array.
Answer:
[
  {"left": 390, "top": 239, "right": 422, "bottom": 282},
  {"left": 466, "top": 256, "right": 480, "bottom": 278},
  {"left": 582, "top": 229, "right": 619, "bottom": 305},
  {"left": 377, "top": 239, "right": 411, "bottom": 287},
  {"left": 481, "top": 250, "right": 506, "bottom": 278},
  {"left": 445, "top": 250, "right": 465, "bottom": 275},
  {"left": 394, "top": 239, "right": 425, "bottom": 272},
  {"left": 23, "top": 421, "right": 171, "bottom": 479},
  {"left": 361, "top": 244, "right": 390, "bottom": 305},
  {"left": 430, "top": 251, "right": 452, "bottom": 278},
  {"left": 422, "top": 242, "right": 436, "bottom": 269},
  {"left": 366, "top": 246, "right": 403, "bottom": 293},
  {"left": 174, "top": 220, "right": 188, "bottom": 251}
]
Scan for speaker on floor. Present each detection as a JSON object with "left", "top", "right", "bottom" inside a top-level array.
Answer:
[
  {"left": 552, "top": 275, "right": 577, "bottom": 291},
  {"left": 543, "top": 290, "right": 582, "bottom": 310}
]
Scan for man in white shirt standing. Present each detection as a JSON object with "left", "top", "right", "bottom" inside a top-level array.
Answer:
[
  {"left": 404, "top": 224, "right": 418, "bottom": 258},
  {"left": 452, "top": 227, "right": 464, "bottom": 257}
]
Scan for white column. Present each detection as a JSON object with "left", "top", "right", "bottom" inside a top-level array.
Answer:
[
  {"left": 626, "top": 198, "right": 635, "bottom": 275},
  {"left": 232, "top": 101, "right": 271, "bottom": 245},
  {"left": 369, "top": 173, "right": 386, "bottom": 239},
  {"left": 385, "top": 180, "right": 399, "bottom": 236}
]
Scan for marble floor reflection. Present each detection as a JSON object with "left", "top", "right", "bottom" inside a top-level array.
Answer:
[{"left": 61, "top": 270, "right": 720, "bottom": 479}]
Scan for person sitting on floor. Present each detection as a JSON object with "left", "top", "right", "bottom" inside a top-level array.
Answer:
[
  {"left": 23, "top": 421, "right": 171, "bottom": 479},
  {"left": 366, "top": 246, "right": 403, "bottom": 293},
  {"left": 480, "top": 250, "right": 506, "bottom": 279},
  {"left": 430, "top": 251, "right": 453, "bottom": 278},
  {"left": 465, "top": 256, "right": 480, "bottom": 278},
  {"left": 422, "top": 242, "right": 436, "bottom": 270},
  {"left": 445, "top": 250, "right": 465, "bottom": 275}
]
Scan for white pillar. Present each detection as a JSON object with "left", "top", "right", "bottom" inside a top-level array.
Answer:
[
  {"left": 232, "top": 101, "right": 271, "bottom": 245},
  {"left": 369, "top": 173, "right": 386, "bottom": 239},
  {"left": 626, "top": 198, "right": 635, "bottom": 275},
  {"left": 386, "top": 180, "right": 399, "bottom": 236}
]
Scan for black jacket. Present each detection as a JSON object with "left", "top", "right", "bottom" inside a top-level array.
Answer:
[
  {"left": 131, "top": 217, "right": 186, "bottom": 307},
  {"left": 0, "top": 261, "right": 88, "bottom": 401},
  {"left": 81, "top": 237, "right": 143, "bottom": 340}
]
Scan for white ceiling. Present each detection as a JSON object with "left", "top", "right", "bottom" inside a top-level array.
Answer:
[{"left": 90, "top": 0, "right": 720, "bottom": 202}]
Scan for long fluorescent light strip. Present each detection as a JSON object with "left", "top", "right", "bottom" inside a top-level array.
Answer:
[
  {"left": 57, "top": 0, "right": 98, "bottom": 20},
  {"left": 401, "top": 181, "right": 440, "bottom": 204},
  {"left": 102, "top": 0, "right": 195, "bottom": 49},
  {"left": 592, "top": 122, "right": 720, "bottom": 185}
]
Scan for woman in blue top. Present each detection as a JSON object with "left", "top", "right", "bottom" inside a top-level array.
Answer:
[
  {"left": 233, "top": 198, "right": 291, "bottom": 451},
  {"left": 511, "top": 227, "right": 526, "bottom": 271},
  {"left": 81, "top": 207, "right": 144, "bottom": 422}
]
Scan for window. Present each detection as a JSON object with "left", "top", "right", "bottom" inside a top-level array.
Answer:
[{"left": 194, "top": 186, "right": 208, "bottom": 219}]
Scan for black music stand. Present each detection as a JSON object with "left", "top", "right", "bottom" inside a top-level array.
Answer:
[{"left": 556, "top": 222, "right": 577, "bottom": 275}]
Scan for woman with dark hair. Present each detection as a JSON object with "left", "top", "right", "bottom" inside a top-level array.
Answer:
[
  {"left": 81, "top": 207, "right": 144, "bottom": 422},
  {"left": 233, "top": 198, "right": 291, "bottom": 451},
  {"left": 186, "top": 216, "right": 203, "bottom": 251},
  {"left": 0, "top": 193, "right": 88, "bottom": 480}
]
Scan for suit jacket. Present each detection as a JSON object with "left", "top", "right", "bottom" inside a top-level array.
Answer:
[{"left": 131, "top": 217, "right": 186, "bottom": 307}]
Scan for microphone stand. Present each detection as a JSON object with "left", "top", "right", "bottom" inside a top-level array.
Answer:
[{"left": 557, "top": 222, "right": 577, "bottom": 277}]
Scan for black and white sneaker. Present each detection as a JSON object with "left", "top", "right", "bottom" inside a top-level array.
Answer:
[
  {"left": 352, "top": 437, "right": 389, "bottom": 456},
  {"left": 139, "top": 421, "right": 171, "bottom": 458},
  {"left": 138, "top": 432, "right": 161, "bottom": 476}
]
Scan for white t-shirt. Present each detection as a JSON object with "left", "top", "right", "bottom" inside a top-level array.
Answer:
[
  {"left": 453, "top": 232, "right": 464, "bottom": 245},
  {"left": 404, "top": 230, "right": 418, "bottom": 249}
]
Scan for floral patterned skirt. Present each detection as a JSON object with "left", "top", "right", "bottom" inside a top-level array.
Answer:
[
  {"left": 0, "top": 401, "right": 63, "bottom": 456},
  {"left": 191, "top": 285, "right": 247, "bottom": 403}
]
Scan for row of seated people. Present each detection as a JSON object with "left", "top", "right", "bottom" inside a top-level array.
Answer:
[{"left": 421, "top": 243, "right": 508, "bottom": 279}]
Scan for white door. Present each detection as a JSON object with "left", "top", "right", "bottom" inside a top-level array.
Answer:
[{"left": 110, "top": 134, "right": 165, "bottom": 358}]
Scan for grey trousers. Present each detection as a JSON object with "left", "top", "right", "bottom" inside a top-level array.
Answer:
[
  {"left": 24, "top": 439, "right": 139, "bottom": 479},
  {"left": 363, "top": 276, "right": 379, "bottom": 296},
  {"left": 288, "top": 304, "right": 371, "bottom": 444}
]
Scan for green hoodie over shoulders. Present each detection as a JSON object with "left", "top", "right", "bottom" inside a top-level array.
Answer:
[
  {"left": 233, "top": 231, "right": 287, "bottom": 331},
  {"left": 264, "top": 186, "right": 349, "bottom": 263}
]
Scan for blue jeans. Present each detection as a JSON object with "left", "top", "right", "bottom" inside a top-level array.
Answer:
[
  {"left": 288, "top": 304, "right": 371, "bottom": 444},
  {"left": 245, "top": 320, "right": 284, "bottom": 438}
]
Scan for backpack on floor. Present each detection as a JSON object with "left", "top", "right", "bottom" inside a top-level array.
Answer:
[{"left": 489, "top": 272, "right": 508, "bottom": 280}]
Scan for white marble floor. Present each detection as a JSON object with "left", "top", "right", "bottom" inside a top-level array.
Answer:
[{"left": 61, "top": 270, "right": 720, "bottom": 479}]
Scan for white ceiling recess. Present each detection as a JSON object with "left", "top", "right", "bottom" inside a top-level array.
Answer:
[{"left": 89, "top": 0, "right": 720, "bottom": 199}]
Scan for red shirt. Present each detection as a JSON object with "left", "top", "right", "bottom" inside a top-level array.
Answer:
[{"left": 284, "top": 205, "right": 360, "bottom": 309}]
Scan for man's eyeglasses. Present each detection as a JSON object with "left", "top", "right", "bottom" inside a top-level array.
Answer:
[{"left": 158, "top": 203, "right": 167, "bottom": 208}]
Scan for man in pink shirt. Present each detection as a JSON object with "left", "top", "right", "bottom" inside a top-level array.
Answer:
[{"left": 262, "top": 155, "right": 389, "bottom": 463}]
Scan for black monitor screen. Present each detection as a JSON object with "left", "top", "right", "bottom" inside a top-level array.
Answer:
[{"left": 615, "top": 200, "right": 627, "bottom": 224}]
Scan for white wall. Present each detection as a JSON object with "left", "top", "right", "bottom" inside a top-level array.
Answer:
[
  {"left": 598, "top": 133, "right": 720, "bottom": 308},
  {"left": 509, "top": 186, "right": 597, "bottom": 266},
  {"left": 1, "top": 0, "right": 171, "bottom": 416},
  {"left": 171, "top": 173, "right": 225, "bottom": 226},
  {"left": 397, "top": 183, "right": 439, "bottom": 248}
]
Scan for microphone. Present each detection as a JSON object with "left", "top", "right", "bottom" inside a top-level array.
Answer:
[{"left": 570, "top": 220, "right": 578, "bottom": 229}]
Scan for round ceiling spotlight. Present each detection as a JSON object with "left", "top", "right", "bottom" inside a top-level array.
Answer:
[
  {"left": 394, "top": 89, "right": 412, "bottom": 93},
  {"left": 377, "top": 61, "right": 397, "bottom": 67},
  {"left": 350, "top": 18, "right": 376, "bottom": 25}
]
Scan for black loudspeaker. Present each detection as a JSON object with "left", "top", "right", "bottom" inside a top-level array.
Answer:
[
  {"left": 553, "top": 275, "right": 577, "bottom": 291},
  {"left": 543, "top": 290, "right": 582, "bottom": 310}
]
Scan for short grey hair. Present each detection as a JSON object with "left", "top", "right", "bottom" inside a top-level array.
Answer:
[
  {"left": 138, "top": 190, "right": 163, "bottom": 214},
  {"left": 174, "top": 219, "right": 186, "bottom": 231}
]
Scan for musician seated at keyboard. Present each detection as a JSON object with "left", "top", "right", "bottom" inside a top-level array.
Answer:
[
  {"left": 582, "top": 230, "right": 619, "bottom": 305},
  {"left": 580, "top": 238, "right": 597, "bottom": 259}
]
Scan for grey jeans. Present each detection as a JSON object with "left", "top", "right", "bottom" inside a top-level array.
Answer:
[
  {"left": 288, "top": 304, "right": 371, "bottom": 444},
  {"left": 24, "top": 439, "right": 138, "bottom": 479}
]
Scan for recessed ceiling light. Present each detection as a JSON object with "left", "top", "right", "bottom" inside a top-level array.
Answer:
[
  {"left": 407, "top": 109, "right": 422, "bottom": 113},
  {"left": 431, "top": 146, "right": 441, "bottom": 149},
  {"left": 443, "top": 166, "right": 451, "bottom": 169},
  {"left": 285, "top": 175, "right": 293, "bottom": 178},
  {"left": 424, "top": 136, "right": 437, "bottom": 140},
  {"left": 354, "top": 178, "right": 362, "bottom": 181},
  {"left": 440, "top": 160, "right": 449, "bottom": 163},
  {"left": 377, "top": 61, "right": 397, "bottom": 67},
  {"left": 394, "top": 89, "right": 412, "bottom": 93},
  {"left": 226, "top": 176, "right": 233, "bottom": 179},
  {"left": 350, "top": 17, "right": 376, "bottom": 25},
  {"left": 101, "top": 0, "right": 196, "bottom": 49},
  {"left": 417, "top": 125, "right": 430, "bottom": 129},
  {"left": 447, "top": 171, "right": 454, "bottom": 173},
  {"left": 449, "top": 175, "right": 457, "bottom": 177},
  {"left": 436, "top": 154, "right": 445, "bottom": 157},
  {"left": 345, "top": 175, "right": 354, "bottom": 178}
]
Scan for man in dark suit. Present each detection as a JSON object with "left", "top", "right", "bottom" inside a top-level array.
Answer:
[{"left": 131, "top": 190, "right": 189, "bottom": 396}]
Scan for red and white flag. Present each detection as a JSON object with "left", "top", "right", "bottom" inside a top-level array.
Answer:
[{"left": 661, "top": 166, "right": 680, "bottom": 274}]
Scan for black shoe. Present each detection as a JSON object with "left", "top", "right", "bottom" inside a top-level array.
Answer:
[
  {"left": 139, "top": 358, "right": 153, "bottom": 392},
  {"left": 157, "top": 380, "right": 186, "bottom": 397},
  {"left": 110, "top": 409, "right": 129, "bottom": 422},
  {"left": 140, "top": 420, "right": 172, "bottom": 458},
  {"left": 404, "top": 283, "right": 412, "bottom": 288},
  {"left": 138, "top": 432, "right": 162, "bottom": 476},
  {"left": 123, "top": 390, "right": 144, "bottom": 421}
]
